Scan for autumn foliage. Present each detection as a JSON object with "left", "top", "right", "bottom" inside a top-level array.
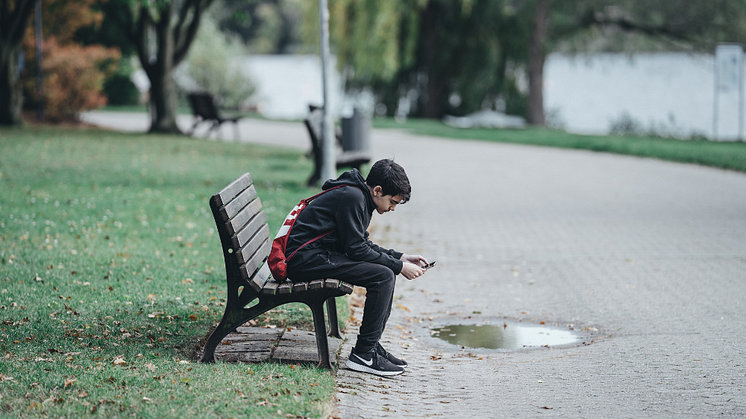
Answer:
[
  {"left": 22, "top": 0, "right": 120, "bottom": 121},
  {"left": 35, "top": 38, "right": 119, "bottom": 122}
]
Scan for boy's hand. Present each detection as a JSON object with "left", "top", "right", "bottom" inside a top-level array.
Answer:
[
  {"left": 401, "top": 253, "right": 429, "bottom": 269},
  {"left": 400, "top": 262, "right": 425, "bottom": 280}
]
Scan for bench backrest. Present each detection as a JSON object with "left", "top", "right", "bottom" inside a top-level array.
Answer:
[
  {"left": 188, "top": 93, "right": 221, "bottom": 120},
  {"left": 304, "top": 108, "right": 324, "bottom": 152},
  {"left": 210, "top": 173, "right": 273, "bottom": 299}
]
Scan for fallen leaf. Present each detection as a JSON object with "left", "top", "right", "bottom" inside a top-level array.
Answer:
[
  {"left": 78, "top": 392, "right": 88, "bottom": 398},
  {"left": 64, "top": 378, "right": 76, "bottom": 388},
  {"left": 396, "top": 304, "right": 410, "bottom": 312},
  {"left": 112, "top": 357, "right": 127, "bottom": 366}
]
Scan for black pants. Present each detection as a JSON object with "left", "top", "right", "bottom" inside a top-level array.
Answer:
[{"left": 288, "top": 250, "right": 396, "bottom": 354}]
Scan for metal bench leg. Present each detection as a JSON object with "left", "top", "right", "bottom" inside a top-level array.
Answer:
[
  {"left": 209, "top": 121, "right": 221, "bottom": 140},
  {"left": 189, "top": 118, "right": 201, "bottom": 136},
  {"left": 309, "top": 300, "right": 333, "bottom": 369},
  {"left": 326, "top": 297, "right": 342, "bottom": 338},
  {"left": 199, "top": 299, "right": 275, "bottom": 363}
]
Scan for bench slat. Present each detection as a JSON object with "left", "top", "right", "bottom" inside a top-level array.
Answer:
[
  {"left": 292, "top": 282, "right": 308, "bottom": 293},
  {"left": 278, "top": 283, "right": 292, "bottom": 294},
  {"left": 239, "top": 238, "right": 271, "bottom": 282},
  {"left": 250, "top": 263, "right": 272, "bottom": 293},
  {"left": 232, "top": 212, "right": 268, "bottom": 250},
  {"left": 309, "top": 280, "right": 324, "bottom": 290},
  {"left": 220, "top": 184, "right": 258, "bottom": 222},
  {"left": 262, "top": 281, "right": 279, "bottom": 295},
  {"left": 324, "top": 279, "right": 340, "bottom": 289},
  {"left": 339, "top": 281, "right": 354, "bottom": 294},
  {"left": 236, "top": 224, "right": 270, "bottom": 265},
  {"left": 214, "top": 173, "right": 252, "bottom": 208},
  {"left": 226, "top": 198, "right": 263, "bottom": 236}
]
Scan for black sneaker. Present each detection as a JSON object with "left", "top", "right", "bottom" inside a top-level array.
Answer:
[
  {"left": 345, "top": 349, "right": 404, "bottom": 377},
  {"left": 375, "top": 342, "right": 407, "bottom": 368}
]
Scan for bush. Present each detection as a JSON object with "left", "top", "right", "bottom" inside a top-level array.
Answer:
[
  {"left": 103, "top": 58, "right": 140, "bottom": 106},
  {"left": 177, "top": 17, "right": 255, "bottom": 109},
  {"left": 27, "top": 38, "right": 120, "bottom": 121}
]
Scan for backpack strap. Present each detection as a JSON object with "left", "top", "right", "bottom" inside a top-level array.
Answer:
[{"left": 285, "top": 185, "right": 362, "bottom": 262}]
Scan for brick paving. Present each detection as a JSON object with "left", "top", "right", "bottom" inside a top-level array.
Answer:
[
  {"left": 333, "top": 130, "right": 746, "bottom": 418},
  {"left": 83, "top": 112, "right": 746, "bottom": 418}
]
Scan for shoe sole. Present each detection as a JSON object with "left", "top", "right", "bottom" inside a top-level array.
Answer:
[{"left": 345, "top": 359, "right": 404, "bottom": 376}]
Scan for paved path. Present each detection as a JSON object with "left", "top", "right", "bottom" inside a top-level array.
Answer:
[{"left": 83, "top": 112, "right": 746, "bottom": 418}]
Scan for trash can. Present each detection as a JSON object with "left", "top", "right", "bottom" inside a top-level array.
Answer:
[{"left": 341, "top": 108, "right": 370, "bottom": 152}]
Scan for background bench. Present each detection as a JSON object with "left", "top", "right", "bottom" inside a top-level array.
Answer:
[
  {"left": 187, "top": 92, "right": 243, "bottom": 140},
  {"left": 199, "top": 172, "right": 354, "bottom": 368},
  {"left": 304, "top": 106, "right": 370, "bottom": 186}
]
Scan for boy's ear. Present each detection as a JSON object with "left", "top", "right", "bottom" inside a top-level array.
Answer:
[{"left": 372, "top": 185, "right": 383, "bottom": 196}]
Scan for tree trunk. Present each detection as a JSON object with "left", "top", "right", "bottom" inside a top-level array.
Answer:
[
  {"left": 528, "top": 0, "right": 549, "bottom": 126},
  {"left": 0, "top": 41, "right": 24, "bottom": 125},
  {"left": 145, "top": 16, "right": 181, "bottom": 134},
  {"left": 419, "top": 1, "right": 446, "bottom": 119}
]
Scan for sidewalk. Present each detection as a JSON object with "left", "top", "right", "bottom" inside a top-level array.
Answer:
[{"left": 83, "top": 111, "right": 746, "bottom": 417}]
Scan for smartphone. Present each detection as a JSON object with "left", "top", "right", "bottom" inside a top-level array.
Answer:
[{"left": 424, "top": 261, "right": 437, "bottom": 270}]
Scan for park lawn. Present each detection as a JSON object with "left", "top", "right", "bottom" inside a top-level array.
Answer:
[
  {"left": 0, "top": 126, "right": 346, "bottom": 418},
  {"left": 373, "top": 118, "right": 746, "bottom": 173}
]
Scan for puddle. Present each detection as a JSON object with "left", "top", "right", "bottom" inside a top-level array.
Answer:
[{"left": 431, "top": 323, "right": 581, "bottom": 350}]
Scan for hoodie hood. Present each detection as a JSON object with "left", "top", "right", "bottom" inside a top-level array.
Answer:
[{"left": 322, "top": 169, "right": 374, "bottom": 211}]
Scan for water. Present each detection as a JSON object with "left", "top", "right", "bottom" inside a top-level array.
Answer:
[
  {"left": 545, "top": 52, "right": 744, "bottom": 139},
  {"left": 431, "top": 323, "right": 581, "bottom": 350}
]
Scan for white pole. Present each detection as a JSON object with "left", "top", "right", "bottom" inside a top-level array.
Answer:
[{"left": 318, "top": 0, "right": 336, "bottom": 183}]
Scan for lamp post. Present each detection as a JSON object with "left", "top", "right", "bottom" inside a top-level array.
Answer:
[
  {"left": 35, "top": 0, "right": 43, "bottom": 120},
  {"left": 318, "top": 0, "right": 335, "bottom": 183}
]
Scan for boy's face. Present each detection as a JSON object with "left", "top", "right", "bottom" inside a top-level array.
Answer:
[{"left": 371, "top": 186, "right": 403, "bottom": 214}]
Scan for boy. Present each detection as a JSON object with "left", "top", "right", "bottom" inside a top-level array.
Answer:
[{"left": 286, "top": 159, "right": 428, "bottom": 376}]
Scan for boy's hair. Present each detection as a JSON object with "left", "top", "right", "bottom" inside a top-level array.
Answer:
[{"left": 366, "top": 159, "right": 411, "bottom": 203}]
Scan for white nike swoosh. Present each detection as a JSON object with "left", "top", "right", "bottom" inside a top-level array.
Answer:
[{"left": 354, "top": 353, "right": 373, "bottom": 367}]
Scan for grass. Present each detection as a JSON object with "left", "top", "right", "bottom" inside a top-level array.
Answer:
[
  {"left": 373, "top": 118, "right": 746, "bottom": 173},
  {"left": 0, "top": 126, "right": 346, "bottom": 418}
]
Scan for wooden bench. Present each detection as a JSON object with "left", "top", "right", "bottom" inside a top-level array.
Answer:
[
  {"left": 304, "top": 106, "right": 370, "bottom": 186},
  {"left": 199, "top": 172, "right": 354, "bottom": 368},
  {"left": 187, "top": 92, "right": 243, "bottom": 140}
]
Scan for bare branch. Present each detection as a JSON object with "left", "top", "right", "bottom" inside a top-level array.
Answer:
[{"left": 173, "top": 0, "right": 213, "bottom": 65}]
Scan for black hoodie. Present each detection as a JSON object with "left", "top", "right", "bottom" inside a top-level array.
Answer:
[{"left": 285, "top": 169, "right": 404, "bottom": 275}]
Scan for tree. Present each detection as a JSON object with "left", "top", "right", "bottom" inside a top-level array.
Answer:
[
  {"left": 522, "top": 0, "right": 746, "bottom": 125},
  {"left": 212, "top": 0, "right": 303, "bottom": 54},
  {"left": 19, "top": 0, "right": 120, "bottom": 122},
  {"left": 304, "top": 0, "right": 746, "bottom": 124},
  {"left": 527, "top": 0, "right": 548, "bottom": 125},
  {"left": 311, "top": 0, "right": 512, "bottom": 119},
  {"left": 0, "top": 0, "right": 37, "bottom": 125},
  {"left": 100, "top": 0, "right": 214, "bottom": 133}
]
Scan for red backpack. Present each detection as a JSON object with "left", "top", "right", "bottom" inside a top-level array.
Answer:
[{"left": 268, "top": 186, "right": 349, "bottom": 280}]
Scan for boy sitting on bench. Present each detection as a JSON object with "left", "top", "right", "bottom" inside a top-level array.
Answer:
[{"left": 285, "top": 159, "right": 429, "bottom": 376}]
